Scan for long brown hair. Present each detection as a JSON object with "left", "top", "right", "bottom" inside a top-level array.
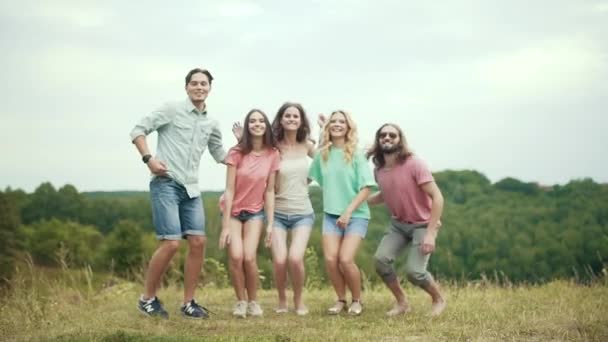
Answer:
[
  {"left": 366, "top": 123, "right": 413, "bottom": 169},
  {"left": 272, "top": 102, "right": 311, "bottom": 143},
  {"left": 234, "top": 109, "right": 276, "bottom": 154}
]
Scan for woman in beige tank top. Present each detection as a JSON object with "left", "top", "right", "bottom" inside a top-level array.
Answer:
[
  {"left": 269, "top": 102, "right": 317, "bottom": 316},
  {"left": 233, "top": 102, "right": 316, "bottom": 315}
]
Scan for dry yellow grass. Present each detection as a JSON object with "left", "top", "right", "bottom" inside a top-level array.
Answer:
[{"left": 1, "top": 267, "right": 607, "bottom": 341}]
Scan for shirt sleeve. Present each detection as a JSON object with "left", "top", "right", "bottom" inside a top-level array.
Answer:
[
  {"left": 129, "top": 102, "right": 175, "bottom": 142},
  {"left": 225, "top": 148, "right": 242, "bottom": 167},
  {"left": 308, "top": 151, "right": 323, "bottom": 186},
  {"left": 412, "top": 157, "right": 434, "bottom": 185},
  {"left": 355, "top": 150, "right": 376, "bottom": 190},
  {"left": 208, "top": 120, "right": 228, "bottom": 163},
  {"left": 270, "top": 149, "right": 281, "bottom": 172}
]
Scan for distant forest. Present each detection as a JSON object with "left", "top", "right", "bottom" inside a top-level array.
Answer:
[{"left": 1, "top": 170, "right": 607, "bottom": 287}]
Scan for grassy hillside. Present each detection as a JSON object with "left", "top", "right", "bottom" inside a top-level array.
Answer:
[{"left": 1, "top": 265, "right": 607, "bottom": 341}]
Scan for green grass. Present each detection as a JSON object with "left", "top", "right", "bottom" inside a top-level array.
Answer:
[{"left": 1, "top": 267, "right": 607, "bottom": 341}]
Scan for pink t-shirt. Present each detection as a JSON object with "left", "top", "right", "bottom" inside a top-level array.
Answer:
[
  {"left": 375, "top": 156, "right": 434, "bottom": 224},
  {"left": 222, "top": 147, "right": 280, "bottom": 216}
]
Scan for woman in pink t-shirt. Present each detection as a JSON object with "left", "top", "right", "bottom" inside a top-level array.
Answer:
[{"left": 219, "top": 109, "right": 280, "bottom": 318}]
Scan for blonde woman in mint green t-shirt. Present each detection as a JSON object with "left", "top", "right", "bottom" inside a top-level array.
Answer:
[{"left": 308, "top": 110, "right": 375, "bottom": 316}]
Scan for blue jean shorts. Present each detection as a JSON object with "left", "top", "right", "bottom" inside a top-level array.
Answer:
[
  {"left": 322, "top": 213, "right": 369, "bottom": 238},
  {"left": 149, "top": 176, "right": 205, "bottom": 240},
  {"left": 273, "top": 211, "right": 315, "bottom": 230},
  {"left": 232, "top": 209, "right": 265, "bottom": 223}
]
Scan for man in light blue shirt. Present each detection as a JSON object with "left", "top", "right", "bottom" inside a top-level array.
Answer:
[{"left": 131, "top": 68, "right": 226, "bottom": 319}]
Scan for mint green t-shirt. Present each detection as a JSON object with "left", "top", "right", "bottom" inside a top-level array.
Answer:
[{"left": 308, "top": 148, "right": 376, "bottom": 219}]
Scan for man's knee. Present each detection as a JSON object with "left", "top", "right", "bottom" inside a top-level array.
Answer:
[
  {"left": 405, "top": 269, "right": 432, "bottom": 287},
  {"left": 374, "top": 255, "right": 396, "bottom": 281},
  {"left": 160, "top": 240, "right": 181, "bottom": 253},
  {"left": 188, "top": 235, "right": 206, "bottom": 250}
]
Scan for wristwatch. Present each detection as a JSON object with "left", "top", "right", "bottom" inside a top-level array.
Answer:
[{"left": 142, "top": 154, "right": 152, "bottom": 164}]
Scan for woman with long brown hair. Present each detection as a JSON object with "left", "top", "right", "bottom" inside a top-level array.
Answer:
[{"left": 220, "top": 109, "right": 280, "bottom": 318}]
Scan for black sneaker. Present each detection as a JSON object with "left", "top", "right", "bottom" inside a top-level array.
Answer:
[
  {"left": 138, "top": 296, "right": 169, "bottom": 319},
  {"left": 181, "top": 299, "right": 210, "bottom": 319}
]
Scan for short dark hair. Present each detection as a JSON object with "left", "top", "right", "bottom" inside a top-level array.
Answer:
[{"left": 185, "top": 68, "right": 214, "bottom": 86}]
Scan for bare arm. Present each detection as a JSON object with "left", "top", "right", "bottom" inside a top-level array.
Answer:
[
  {"left": 264, "top": 171, "right": 277, "bottom": 247},
  {"left": 306, "top": 141, "right": 316, "bottom": 158},
  {"left": 419, "top": 181, "right": 444, "bottom": 255},
  {"left": 367, "top": 191, "right": 384, "bottom": 206},
  {"left": 336, "top": 186, "right": 372, "bottom": 229},
  {"left": 420, "top": 181, "right": 444, "bottom": 235},
  {"left": 133, "top": 136, "right": 167, "bottom": 176},
  {"left": 219, "top": 165, "right": 237, "bottom": 249}
]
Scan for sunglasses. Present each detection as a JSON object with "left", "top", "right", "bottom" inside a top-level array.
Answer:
[{"left": 379, "top": 132, "right": 398, "bottom": 139}]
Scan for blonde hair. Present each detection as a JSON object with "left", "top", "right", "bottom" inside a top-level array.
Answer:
[{"left": 320, "top": 110, "right": 358, "bottom": 164}]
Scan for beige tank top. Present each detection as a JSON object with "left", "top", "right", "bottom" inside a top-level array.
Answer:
[{"left": 274, "top": 151, "right": 313, "bottom": 215}]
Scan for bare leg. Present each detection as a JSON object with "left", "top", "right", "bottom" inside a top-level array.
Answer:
[
  {"left": 338, "top": 234, "right": 363, "bottom": 301},
  {"left": 271, "top": 227, "right": 289, "bottom": 310},
  {"left": 288, "top": 226, "right": 312, "bottom": 310},
  {"left": 385, "top": 278, "right": 408, "bottom": 307},
  {"left": 183, "top": 235, "right": 206, "bottom": 303},
  {"left": 422, "top": 279, "right": 446, "bottom": 316},
  {"left": 242, "top": 219, "right": 264, "bottom": 302},
  {"left": 227, "top": 218, "right": 246, "bottom": 301},
  {"left": 322, "top": 234, "right": 346, "bottom": 301},
  {"left": 144, "top": 240, "right": 180, "bottom": 299}
]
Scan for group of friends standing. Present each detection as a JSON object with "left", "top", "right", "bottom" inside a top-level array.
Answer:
[{"left": 130, "top": 68, "right": 446, "bottom": 320}]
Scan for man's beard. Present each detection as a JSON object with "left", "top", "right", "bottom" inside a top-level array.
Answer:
[{"left": 380, "top": 143, "right": 399, "bottom": 154}]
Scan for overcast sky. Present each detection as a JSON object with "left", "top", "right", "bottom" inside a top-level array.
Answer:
[{"left": 1, "top": 0, "right": 607, "bottom": 193}]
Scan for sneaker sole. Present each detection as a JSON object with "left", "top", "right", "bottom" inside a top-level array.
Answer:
[
  {"left": 137, "top": 305, "right": 168, "bottom": 319},
  {"left": 181, "top": 311, "right": 208, "bottom": 320}
]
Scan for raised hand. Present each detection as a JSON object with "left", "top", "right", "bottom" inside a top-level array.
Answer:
[{"left": 232, "top": 122, "right": 243, "bottom": 141}]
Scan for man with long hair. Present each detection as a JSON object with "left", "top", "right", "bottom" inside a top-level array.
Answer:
[{"left": 367, "top": 123, "right": 446, "bottom": 316}]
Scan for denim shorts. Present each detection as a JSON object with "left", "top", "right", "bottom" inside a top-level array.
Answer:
[
  {"left": 273, "top": 211, "right": 315, "bottom": 230},
  {"left": 149, "top": 176, "right": 205, "bottom": 240},
  {"left": 232, "top": 209, "right": 265, "bottom": 223},
  {"left": 322, "top": 213, "right": 369, "bottom": 238}
]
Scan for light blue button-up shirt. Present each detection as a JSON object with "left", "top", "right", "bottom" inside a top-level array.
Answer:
[{"left": 130, "top": 98, "right": 227, "bottom": 198}]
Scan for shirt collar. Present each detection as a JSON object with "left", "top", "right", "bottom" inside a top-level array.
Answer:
[{"left": 185, "top": 98, "right": 208, "bottom": 115}]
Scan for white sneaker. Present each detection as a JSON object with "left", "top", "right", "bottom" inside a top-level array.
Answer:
[
  {"left": 348, "top": 301, "right": 363, "bottom": 316},
  {"left": 247, "top": 301, "right": 263, "bottom": 317},
  {"left": 295, "top": 305, "right": 309, "bottom": 316},
  {"left": 232, "top": 301, "right": 247, "bottom": 318},
  {"left": 327, "top": 300, "right": 347, "bottom": 315},
  {"left": 274, "top": 306, "right": 288, "bottom": 314}
]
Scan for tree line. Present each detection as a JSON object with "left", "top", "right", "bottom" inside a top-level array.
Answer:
[{"left": 1, "top": 170, "right": 607, "bottom": 287}]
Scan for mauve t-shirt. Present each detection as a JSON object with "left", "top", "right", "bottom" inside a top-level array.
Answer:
[
  {"left": 222, "top": 147, "right": 280, "bottom": 216},
  {"left": 374, "top": 156, "right": 434, "bottom": 224}
]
